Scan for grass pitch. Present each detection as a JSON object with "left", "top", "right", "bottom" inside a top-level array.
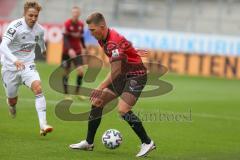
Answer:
[{"left": 0, "top": 62, "right": 240, "bottom": 160}]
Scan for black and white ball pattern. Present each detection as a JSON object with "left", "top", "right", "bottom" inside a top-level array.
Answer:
[{"left": 102, "top": 129, "right": 123, "bottom": 149}]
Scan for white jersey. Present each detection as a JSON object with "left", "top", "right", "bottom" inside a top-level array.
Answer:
[{"left": 1, "top": 17, "right": 46, "bottom": 71}]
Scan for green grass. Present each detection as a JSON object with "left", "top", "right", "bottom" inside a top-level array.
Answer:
[{"left": 0, "top": 62, "right": 240, "bottom": 160}]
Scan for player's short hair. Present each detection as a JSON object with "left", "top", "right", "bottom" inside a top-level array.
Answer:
[
  {"left": 86, "top": 12, "right": 106, "bottom": 25},
  {"left": 72, "top": 6, "right": 80, "bottom": 11},
  {"left": 24, "top": 0, "right": 42, "bottom": 13}
]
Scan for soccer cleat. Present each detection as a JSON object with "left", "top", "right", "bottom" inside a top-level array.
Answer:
[
  {"left": 69, "top": 140, "right": 94, "bottom": 151},
  {"left": 136, "top": 140, "right": 156, "bottom": 157},
  {"left": 76, "top": 95, "right": 86, "bottom": 100},
  {"left": 64, "top": 95, "right": 73, "bottom": 100},
  {"left": 8, "top": 105, "right": 16, "bottom": 118},
  {"left": 40, "top": 124, "right": 53, "bottom": 136}
]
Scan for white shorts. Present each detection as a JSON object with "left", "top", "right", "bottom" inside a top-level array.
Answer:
[{"left": 1, "top": 63, "right": 41, "bottom": 98}]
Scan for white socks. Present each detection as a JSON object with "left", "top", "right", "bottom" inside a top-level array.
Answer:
[{"left": 35, "top": 93, "right": 47, "bottom": 128}]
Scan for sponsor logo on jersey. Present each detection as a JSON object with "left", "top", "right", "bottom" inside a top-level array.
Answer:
[
  {"left": 104, "top": 41, "right": 118, "bottom": 56},
  {"left": 112, "top": 49, "right": 120, "bottom": 57},
  {"left": 7, "top": 28, "right": 16, "bottom": 37},
  {"left": 19, "top": 43, "right": 35, "bottom": 52}
]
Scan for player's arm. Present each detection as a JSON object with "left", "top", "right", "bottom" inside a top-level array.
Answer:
[
  {"left": 63, "top": 32, "right": 78, "bottom": 58},
  {"left": 90, "top": 60, "right": 122, "bottom": 102},
  {"left": 97, "top": 59, "right": 122, "bottom": 91},
  {"left": 0, "top": 38, "right": 17, "bottom": 62},
  {"left": 1, "top": 25, "right": 18, "bottom": 62},
  {"left": 97, "top": 72, "right": 112, "bottom": 90},
  {"left": 63, "top": 23, "right": 71, "bottom": 51},
  {"left": 100, "top": 37, "right": 127, "bottom": 88},
  {"left": 0, "top": 38, "right": 24, "bottom": 70},
  {"left": 63, "top": 33, "right": 71, "bottom": 50},
  {"left": 136, "top": 49, "right": 148, "bottom": 57},
  {"left": 1, "top": 24, "right": 25, "bottom": 70}
]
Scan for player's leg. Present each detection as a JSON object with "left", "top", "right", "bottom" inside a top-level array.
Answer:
[
  {"left": 73, "top": 55, "right": 85, "bottom": 99},
  {"left": 31, "top": 80, "right": 53, "bottom": 136},
  {"left": 61, "top": 54, "right": 71, "bottom": 98},
  {"left": 69, "top": 88, "right": 117, "bottom": 150},
  {"left": 22, "top": 66, "right": 53, "bottom": 136},
  {"left": 119, "top": 74, "right": 155, "bottom": 157},
  {"left": 118, "top": 93, "right": 155, "bottom": 157},
  {"left": 1, "top": 70, "right": 20, "bottom": 118},
  {"left": 86, "top": 88, "right": 117, "bottom": 143},
  {"left": 76, "top": 67, "right": 84, "bottom": 93},
  {"left": 7, "top": 97, "right": 18, "bottom": 118}
]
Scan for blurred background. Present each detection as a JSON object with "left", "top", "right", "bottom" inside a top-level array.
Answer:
[
  {"left": 0, "top": 0, "right": 240, "bottom": 78},
  {"left": 1, "top": 0, "right": 240, "bottom": 35},
  {"left": 0, "top": 0, "right": 240, "bottom": 79}
]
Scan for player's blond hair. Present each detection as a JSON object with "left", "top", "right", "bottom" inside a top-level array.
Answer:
[
  {"left": 72, "top": 6, "right": 80, "bottom": 11},
  {"left": 24, "top": 0, "right": 42, "bottom": 13}
]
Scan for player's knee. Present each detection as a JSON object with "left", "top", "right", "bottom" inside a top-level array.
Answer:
[
  {"left": 77, "top": 68, "right": 84, "bottom": 76},
  {"left": 63, "top": 69, "right": 70, "bottom": 75},
  {"left": 120, "top": 93, "right": 137, "bottom": 106},
  {"left": 8, "top": 98, "right": 18, "bottom": 106},
  {"left": 117, "top": 99, "right": 132, "bottom": 116},
  {"left": 35, "top": 85, "right": 42, "bottom": 95},
  {"left": 91, "top": 99, "right": 103, "bottom": 107},
  {"left": 118, "top": 107, "right": 130, "bottom": 116},
  {"left": 31, "top": 81, "right": 42, "bottom": 95}
]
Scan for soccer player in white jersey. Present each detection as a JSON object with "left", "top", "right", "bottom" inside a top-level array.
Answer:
[{"left": 0, "top": 0, "right": 53, "bottom": 136}]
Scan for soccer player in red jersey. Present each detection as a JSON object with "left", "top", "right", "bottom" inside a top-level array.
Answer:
[
  {"left": 62, "top": 6, "right": 86, "bottom": 99},
  {"left": 69, "top": 12, "right": 156, "bottom": 157}
]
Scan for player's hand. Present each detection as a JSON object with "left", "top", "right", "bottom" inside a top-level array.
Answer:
[
  {"left": 14, "top": 60, "right": 25, "bottom": 70},
  {"left": 90, "top": 88, "right": 103, "bottom": 106},
  {"left": 42, "top": 51, "right": 47, "bottom": 58},
  {"left": 90, "top": 89, "right": 102, "bottom": 101},
  {"left": 68, "top": 48, "right": 77, "bottom": 58},
  {"left": 82, "top": 48, "right": 87, "bottom": 54},
  {"left": 136, "top": 49, "right": 148, "bottom": 57}
]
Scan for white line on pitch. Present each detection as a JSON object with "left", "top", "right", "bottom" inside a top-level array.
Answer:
[
  {"left": 1, "top": 96, "right": 239, "bottom": 121},
  {"left": 0, "top": 96, "right": 89, "bottom": 106}
]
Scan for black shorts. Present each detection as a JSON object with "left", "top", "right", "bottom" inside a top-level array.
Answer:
[
  {"left": 107, "top": 73, "right": 147, "bottom": 99},
  {"left": 61, "top": 54, "right": 83, "bottom": 69}
]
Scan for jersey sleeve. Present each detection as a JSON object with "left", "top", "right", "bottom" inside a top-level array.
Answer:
[
  {"left": 63, "top": 21, "right": 70, "bottom": 50},
  {"left": 110, "top": 37, "right": 129, "bottom": 63},
  {"left": 0, "top": 37, "right": 18, "bottom": 62},
  {"left": 2, "top": 22, "right": 18, "bottom": 41}
]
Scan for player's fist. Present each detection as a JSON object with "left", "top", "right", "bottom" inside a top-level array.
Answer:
[
  {"left": 90, "top": 89, "right": 103, "bottom": 106},
  {"left": 68, "top": 48, "right": 77, "bottom": 58},
  {"left": 14, "top": 60, "right": 25, "bottom": 70},
  {"left": 136, "top": 49, "right": 148, "bottom": 57},
  {"left": 82, "top": 48, "right": 87, "bottom": 54}
]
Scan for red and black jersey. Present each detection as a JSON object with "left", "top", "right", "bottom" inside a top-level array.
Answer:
[
  {"left": 63, "top": 19, "right": 85, "bottom": 54},
  {"left": 98, "top": 29, "right": 146, "bottom": 75}
]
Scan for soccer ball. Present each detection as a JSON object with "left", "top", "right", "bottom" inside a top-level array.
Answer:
[{"left": 102, "top": 129, "right": 123, "bottom": 149}]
